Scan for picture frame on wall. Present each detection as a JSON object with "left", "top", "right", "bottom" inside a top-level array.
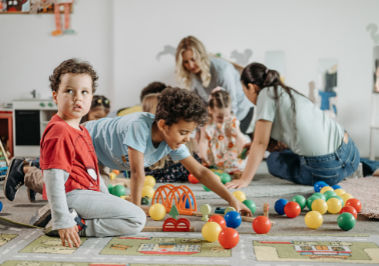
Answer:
[{"left": 0, "top": 0, "right": 72, "bottom": 14}]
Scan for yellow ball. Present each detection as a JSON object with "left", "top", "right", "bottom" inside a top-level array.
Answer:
[
  {"left": 327, "top": 197, "right": 342, "bottom": 214},
  {"left": 341, "top": 193, "right": 353, "bottom": 205},
  {"left": 233, "top": 191, "right": 246, "bottom": 202},
  {"left": 109, "top": 172, "right": 117, "bottom": 180},
  {"left": 142, "top": 186, "right": 155, "bottom": 198},
  {"left": 144, "top": 175, "right": 156, "bottom": 187},
  {"left": 320, "top": 186, "right": 333, "bottom": 194},
  {"left": 149, "top": 203, "right": 166, "bottom": 221},
  {"left": 311, "top": 198, "right": 328, "bottom": 214},
  {"left": 334, "top": 188, "right": 346, "bottom": 197},
  {"left": 201, "top": 221, "right": 222, "bottom": 242},
  {"left": 304, "top": 211, "right": 323, "bottom": 229}
]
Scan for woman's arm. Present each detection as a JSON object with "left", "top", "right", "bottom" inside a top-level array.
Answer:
[
  {"left": 128, "top": 147, "right": 146, "bottom": 206},
  {"left": 225, "top": 120, "right": 272, "bottom": 189},
  {"left": 180, "top": 156, "right": 252, "bottom": 216}
]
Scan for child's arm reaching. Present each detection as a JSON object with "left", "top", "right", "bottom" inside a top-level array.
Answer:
[
  {"left": 127, "top": 147, "right": 146, "bottom": 206},
  {"left": 180, "top": 156, "right": 252, "bottom": 216},
  {"left": 44, "top": 169, "right": 81, "bottom": 248},
  {"left": 197, "top": 126, "right": 210, "bottom": 166}
]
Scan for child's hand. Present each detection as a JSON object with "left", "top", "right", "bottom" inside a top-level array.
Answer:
[
  {"left": 225, "top": 178, "right": 250, "bottom": 189},
  {"left": 58, "top": 226, "right": 81, "bottom": 248},
  {"left": 230, "top": 198, "right": 252, "bottom": 217}
]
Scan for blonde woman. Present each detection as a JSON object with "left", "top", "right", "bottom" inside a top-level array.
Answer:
[{"left": 175, "top": 36, "right": 254, "bottom": 134}]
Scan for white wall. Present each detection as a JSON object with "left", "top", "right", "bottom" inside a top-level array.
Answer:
[
  {"left": 1, "top": 0, "right": 378, "bottom": 157},
  {"left": 113, "top": 0, "right": 379, "bottom": 157},
  {"left": 0, "top": 0, "right": 113, "bottom": 101}
]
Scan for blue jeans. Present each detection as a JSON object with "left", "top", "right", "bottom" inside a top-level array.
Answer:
[{"left": 266, "top": 136, "right": 360, "bottom": 186}]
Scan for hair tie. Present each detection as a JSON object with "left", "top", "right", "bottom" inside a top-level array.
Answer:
[{"left": 208, "top": 86, "right": 224, "bottom": 101}]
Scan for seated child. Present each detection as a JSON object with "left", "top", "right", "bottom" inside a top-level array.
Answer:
[
  {"left": 4, "top": 94, "right": 111, "bottom": 202},
  {"left": 41, "top": 59, "right": 145, "bottom": 247},
  {"left": 198, "top": 88, "right": 250, "bottom": 176}
]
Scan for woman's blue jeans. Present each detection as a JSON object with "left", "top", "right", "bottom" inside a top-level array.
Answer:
[{"left": 266, "top": 137, "right": 360, "bottom": 186}]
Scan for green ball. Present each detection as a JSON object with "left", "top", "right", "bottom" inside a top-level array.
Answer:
[
  {"left": 323, "top": 190, "right": 337, "bottom": 201},
  {"left": 312, "top": 192, "right": 326, "bottom": 201},
  {"left": 242, "top": 199, "right": 256, "bottom": 214},
  {"left": 337, "top": 212, "right": 356, "bottom": 231},
  {"left": 220, "top": 172, "right": 232, "bottom": 184},
  {"left": 141, "top": 196, "right": 151, "bottom": 205},
  {"left": 306, "top": 195, "right": 319, "bottom": 210},
  {"left": 291, "top": 195, "right": 306, "bottom": 210},
  {"left": 108, "top": 184, "right": 114, "bottom": 194},
  {"left": 203, "top": 184, "right": 211, "bottom": 192},
  {"left": 112, "top": 184, "right": 126, "bottom": 197}
]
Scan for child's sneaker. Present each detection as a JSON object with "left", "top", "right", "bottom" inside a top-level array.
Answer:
[
  {"left": 3, "top": 157, "right": 25, "bottom": 201},
  {"left": 30, "top": 204, "right": 51, "bottom": 227},
  {"left": 44, "top": 209, "right": 86, "bottom": 237}
]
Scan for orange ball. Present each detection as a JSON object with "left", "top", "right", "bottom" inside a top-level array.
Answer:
[
  {"left": 218, "top": 227, "right": 239, "bottom": 249},
  {"left": 284, "top": 201, "right": 301, "bottom": 218},
  {"left": 188, "top": 173, "right": 199, "bottom": 184},
  {"left": 345, "top": 198, "right": 362, "bottom": 213},
  {"left": 340, "top": 206, "right": 358, "bottom": 219},
  {"left": 252, "top": 216, "right": 271, "bottom": 234}
]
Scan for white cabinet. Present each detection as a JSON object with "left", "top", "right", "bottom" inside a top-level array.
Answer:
[{"left": 13, "top": 100, "right": 57, "bottom": 157}]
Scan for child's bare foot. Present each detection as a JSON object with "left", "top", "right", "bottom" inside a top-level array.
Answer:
[{"left": 373, "top": 169, "right": 379, "bottom": 177}]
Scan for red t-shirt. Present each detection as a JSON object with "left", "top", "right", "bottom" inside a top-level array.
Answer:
[{"left": 40, "top": 114, "right": 100, "bottom": 199}]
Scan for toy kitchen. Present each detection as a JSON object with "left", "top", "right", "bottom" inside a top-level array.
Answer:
[{"left": 13, "top": 97, "right": 57, "bottom": 157}]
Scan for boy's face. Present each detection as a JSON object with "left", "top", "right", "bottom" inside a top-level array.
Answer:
[
  {"left": 160, "top": 119, "right": 197, "bottom": 150},
  {"left": 53, "top": 73, "right": 93, "bottom": 125}
]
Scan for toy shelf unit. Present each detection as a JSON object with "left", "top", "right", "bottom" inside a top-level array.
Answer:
[{"left": 13, "top": 99, "right": 57, "bottom": 157}]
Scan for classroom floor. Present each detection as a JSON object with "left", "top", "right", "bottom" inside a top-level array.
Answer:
[{"left": 1, "top": 162, "right": 379, "bottom": 265}]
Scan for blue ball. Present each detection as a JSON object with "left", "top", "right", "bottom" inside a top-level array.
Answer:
[
  {"left": 224, "top": 211, "right": 242, "bottom": 228},
  {"left": 332, "top": 184, "right": 342, "bottom": 190},
  {"left": 274, "top": 198, "right": 288, "bottom": 215},
  {"left": 314, "top": 181, "right": 328, "bottom": 192},
  {"left": 181, "top": 195, "right": 193, "bottom": 209},
  {"left": 0, "top": 201, "right": 2, "bottom": 212}
]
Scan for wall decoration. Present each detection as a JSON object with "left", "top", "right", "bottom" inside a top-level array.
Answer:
[
  {"left": 51, "top": 0, "right": 75, "bottom": 36},
  {"left": 0, "top": 0, "right": 72, "bottom": 15},
  {"left": 366, "top": 23, "right": 379, "bottom": 44},
  {"left": 230, "top": 49, "right": 253, "bottom": 66},
  {"left": 156, "top": 45, "right": 176, "bottom": 61}
]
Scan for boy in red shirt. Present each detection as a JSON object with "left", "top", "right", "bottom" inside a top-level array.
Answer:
[{"left": 40, "top": 59, "right": 145, "bottom": 248}]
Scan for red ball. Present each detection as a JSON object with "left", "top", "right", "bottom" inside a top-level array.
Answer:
[
  {"left": 284, "top": 201, "right": 301, "bottom": 218},
  {"left": 208, "top": 214, "right": 227, "bottom": 229},
  {"left": 345, "top": 198, "right": 361, "bottom": 213},
  {"left": 252, "top": 216, "right": 272, "bottom": 234},
  {"left": 188, "top": 173, "right": 199, "bottom": 184},
  {"left": 340, "top": 206, "right": 358, "bottom": 219},
  {"left": 218, "top": 227, "right": 239, "bottom": 249}
]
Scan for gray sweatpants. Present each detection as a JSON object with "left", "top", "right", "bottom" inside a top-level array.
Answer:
[{"left": 66, "top": 189, "right": 146, "bottom": 237}]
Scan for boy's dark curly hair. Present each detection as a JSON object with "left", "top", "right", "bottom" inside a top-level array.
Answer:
[
  {"left": 155, "top": 87, "right": 207, "bottom": 126},
  {"left": 140, "top": 81, "right": 167, "bottom": 102},
  {"left": 49, "top": 58, "right": 98, "bottom": 92}
]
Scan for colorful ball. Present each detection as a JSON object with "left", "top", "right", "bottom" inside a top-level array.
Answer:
[
  {"left": 340, "top": 206, "right": 358, "bottom": 219},
  {"left": 0, "top": 201, "right": 2, "bottom": 212},
  {"left": 220, "top": 172, "right": 232, "bottom": 184},
  {"left": 341, "top": 193, "right": 353, "bottom": 205},
  {"left": 144, "top": 175, "right": 156, "bottom": 187},
  {"left": 306, "top": 195, "right": 320, "bottom": 210},
  {"left": 291, "top": 195, "right": 306, "bottom": 210},
  {"left": 202, "top": 222, "right": 222, "bottom": 242},
  {"left": 233, "top": 191, "right": 246, "bottom": 202},
  {"left": 188, "top": 173, "right": 199, "bottom": 184},
  {"left": 345, "top": 198, "right": 362, "bottom": 213},
  {"left": 112, "top": 169, "right": 120, "bottom": 175},
  {"left": 320, "top": 186, "right": 333, "bottom": 194},
  {"left": 224, "top": 207, "right": 236, "bottom": 214},
  {"left": 332, "top": 184, "right": 342, "bottom": 190},
  {"left": 112, "top": 184, "right": 126, "bottom": 197},
  {"left": 284, "top": 201, "right": 301, "bottom": 218},
  {"left": 312, "top": 192, "right": 326, "bottom": 201},
  {"left": 142, "top": 186, "right": 155, "bottom": 198},
  {"left": 141, "top": 196, "right": 151, "bottom": 205},
  {"left": 323, "top": 190, "right": 337, "bottom": 201},
  {"left": 109, "top": 172, "right": 117, "bottom": 180},
  {"left": 203, "top": 184, "right": 211, "bottom": 192},
  {"left": 274, "top": 198, "right": 288, "bottom": 215},
  {"left": 328, "top": 195, "right": 344, "bottom": 207},
  {"left": 311, "top": 198, "right": 328, "bottom": 214},
  {"left": 314, "top": 181, "right": 328, "bottom": 192},
  {"left": 337, "top": 212, "right": 356, "bottom": 231},
  {"left": 181, "top": 194, "right": 194, "bottom": 209},
  {"left": 334, "top": 188, "right": 346, "bottom": 197},
  {"left": 327, "top": 197, "right": 342, "bottom": 214},
  {"left": 243, "top": 199, "right": 256, "bottom": 214},
  {"left": 304, "top": 211, "right": 323, "bottom": 229},
  {"left": 224, "top": 211, "right": 242, "bottom": 228},
  {"left": 252, "top": 216, "right": 272, "bottom": 234},
  {"left": 208, "top": 214, "right": 226, "bottom": 229},
  {"left": 218, "top": 227, "right": 239, "bottom": 249},
  {"left": 149, "top": 203, "right": 166, "bottom": 221}
]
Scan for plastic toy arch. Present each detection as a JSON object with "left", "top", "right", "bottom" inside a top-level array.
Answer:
[{"left": 151, "top": 184, "right": 197, "bottom": 215}]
